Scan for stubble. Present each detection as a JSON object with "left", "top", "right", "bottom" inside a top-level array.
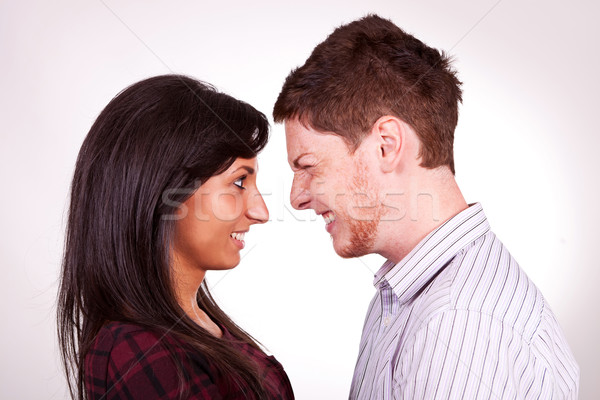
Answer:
[{"left": 337, "top": 159, "right": 382, "bottom": 258}]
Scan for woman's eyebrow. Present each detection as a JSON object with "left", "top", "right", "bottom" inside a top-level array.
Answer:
[{"left": 231, "top": 166, "right": 255, "bottom": 175}]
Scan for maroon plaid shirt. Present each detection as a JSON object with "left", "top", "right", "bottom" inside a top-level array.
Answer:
[{"left": 85, "top": 322, "right": 294, "bottom": 399}]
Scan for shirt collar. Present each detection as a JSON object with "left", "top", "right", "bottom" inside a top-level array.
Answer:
[{"left": 374, "top": 203, "right": 490, "bottom": 305}]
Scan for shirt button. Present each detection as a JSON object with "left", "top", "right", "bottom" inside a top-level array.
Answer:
[{"left": 384, "top": 316, "right": 390, "bottom": 327}]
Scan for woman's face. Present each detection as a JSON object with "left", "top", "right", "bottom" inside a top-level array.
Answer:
[{"left": 171, "top": 157, "right": 269, "bottom": 275}]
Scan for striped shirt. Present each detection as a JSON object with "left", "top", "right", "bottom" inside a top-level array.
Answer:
[{"left": 349, "top": 203, "right": 579, "bottom": 399}]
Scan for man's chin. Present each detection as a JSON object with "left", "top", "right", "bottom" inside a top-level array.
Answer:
[
  {"left": 333, "top": 240, "right": 371, "bottom": 259},
  {"left": 331, "top": 217, "right": 378, "bottom": 258}
]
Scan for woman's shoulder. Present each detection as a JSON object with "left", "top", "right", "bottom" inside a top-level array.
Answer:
[
  {"left": 89, "top": 321, "right": 208, "bottom": 373},
  {"left": 97, "top": 320, "right": 162, "bottom": 337},
  {"left": 86, "top": 321, "right": 221, "bottom": 399},
  {"left": 87, "top": 321, "right": 180, "bottom": 375},
  {"left": 94, "top": 321, "right": 170, "bottom": 347},
  {"left": 89, "top": 321, "right": 176, "bottom": 361}
]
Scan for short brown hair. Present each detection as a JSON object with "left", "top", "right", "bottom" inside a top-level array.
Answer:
[{"left": 273, "top": 14, "right": 462, "bottom": 174}]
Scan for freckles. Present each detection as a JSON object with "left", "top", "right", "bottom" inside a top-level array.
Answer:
[
  {"left": 212, "top": 192, "right": 244, "bottom": 222},
  {"left": 346, "top": 193, "right": 374, "bottom": 221},
  {"left": 331, "top": 192, "right": 346, "bottom": 212}
]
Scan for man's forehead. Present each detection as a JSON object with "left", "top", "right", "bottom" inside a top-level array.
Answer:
[
  {"left": 285, "top": 121, "right": 315, "bottom": 157},
  {"left": 284, "top": 119, "right": 331, "bottom": 145}
]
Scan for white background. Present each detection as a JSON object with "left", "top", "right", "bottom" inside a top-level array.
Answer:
[{"left": 1, "top": 0, "right": 598, "bottom": 398}]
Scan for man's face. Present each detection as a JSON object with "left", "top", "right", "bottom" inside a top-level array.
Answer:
[{"left": 285, "top": 119, "right": 382, "bottom": 258}]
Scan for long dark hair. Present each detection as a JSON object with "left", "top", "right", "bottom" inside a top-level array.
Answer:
[{"left": 57, "top": 75, "right": 270, "bottom": 399}]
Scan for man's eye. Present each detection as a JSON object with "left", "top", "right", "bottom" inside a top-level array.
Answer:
[{"left": 233, "top": 176, "right": 247, "bottom": 189}]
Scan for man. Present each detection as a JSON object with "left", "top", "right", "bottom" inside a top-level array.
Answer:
[{"left": 273, "top": 15, "right": 579, "bottom": 399}]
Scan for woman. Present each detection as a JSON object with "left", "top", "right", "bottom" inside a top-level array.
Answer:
[{"left": 57, "top": 75, "right": 294, "bottom": 399}]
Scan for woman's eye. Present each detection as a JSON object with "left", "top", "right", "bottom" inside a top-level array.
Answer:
[{"left": 233, "top": 176, "right": 247, "bottom": 189}]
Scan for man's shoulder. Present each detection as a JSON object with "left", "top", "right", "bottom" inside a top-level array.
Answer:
[{"left": 446, "top": 230, "right": 549, "bottom": 338}]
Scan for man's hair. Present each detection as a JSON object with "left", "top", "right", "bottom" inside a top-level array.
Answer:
[{"left": 273, "top": 14, "right": 462, "bottom": 174}]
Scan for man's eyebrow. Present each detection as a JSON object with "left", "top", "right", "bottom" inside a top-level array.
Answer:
[
  {"left": 291, "top": 152, "right": 311, "bottom": 169},
  {"left": 230, "top": 166, "right": 255, "bottom": 175}
]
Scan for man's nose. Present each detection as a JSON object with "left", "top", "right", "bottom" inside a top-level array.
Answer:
[{"left": 290, "top": 175, "right": 311, "bottom": 210}]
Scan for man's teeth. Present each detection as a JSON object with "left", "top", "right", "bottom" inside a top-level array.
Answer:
[
  {"left": 230, "top": 232, "right": 245, "bottom": 241},
  {"left": 323, "top": 212, "right": 336, "bottom": 225}
]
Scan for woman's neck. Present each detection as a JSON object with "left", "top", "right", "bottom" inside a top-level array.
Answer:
[
  {"left": 183, "top": 298, "right": 223, "bottom": 338},
  {"left": 172, "top": 266, "right": 223, "bottom": 338}
]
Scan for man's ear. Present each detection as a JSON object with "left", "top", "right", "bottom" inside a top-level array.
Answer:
[{"left": 372, "top": 116, "right": 405, "bottom": 173}]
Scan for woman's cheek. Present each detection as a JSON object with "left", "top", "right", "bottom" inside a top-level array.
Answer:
[{"left": 212, "top": 191, "right": 244, "bottom": 222}]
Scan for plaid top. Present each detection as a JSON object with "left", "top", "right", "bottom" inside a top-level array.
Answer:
[{"left": 85, "top": 321, "right": 294, "bottom": 399}]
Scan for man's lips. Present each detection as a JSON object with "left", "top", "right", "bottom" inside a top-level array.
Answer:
[{"left": 322, "top": 210, "right": 336, "bottom": 225}]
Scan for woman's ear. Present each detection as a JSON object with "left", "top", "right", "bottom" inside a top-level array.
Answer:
[{"left": 373, "top": 116, "right": 405, "bottom": 173}]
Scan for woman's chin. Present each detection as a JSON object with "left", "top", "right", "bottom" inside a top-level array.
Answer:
[{"left": 221, "top": 256, "right": 241, "bottom": 270}]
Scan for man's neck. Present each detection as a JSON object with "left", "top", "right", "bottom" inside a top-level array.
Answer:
[{"left": 374, "top": 170, "right": 468, "bottom": 263}]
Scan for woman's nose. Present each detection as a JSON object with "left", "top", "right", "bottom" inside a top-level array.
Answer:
[{"left": 246, "top": 191, "right": 269, "bottom": 224}]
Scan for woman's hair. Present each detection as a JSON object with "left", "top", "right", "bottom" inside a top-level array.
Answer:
[{"left": 57, "top": 74, "right": 270, "bottom": 399}]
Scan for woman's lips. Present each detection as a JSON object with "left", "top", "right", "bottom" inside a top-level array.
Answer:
[{"left": 230, "top": 232, "right": 246, "bottom": 249}]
